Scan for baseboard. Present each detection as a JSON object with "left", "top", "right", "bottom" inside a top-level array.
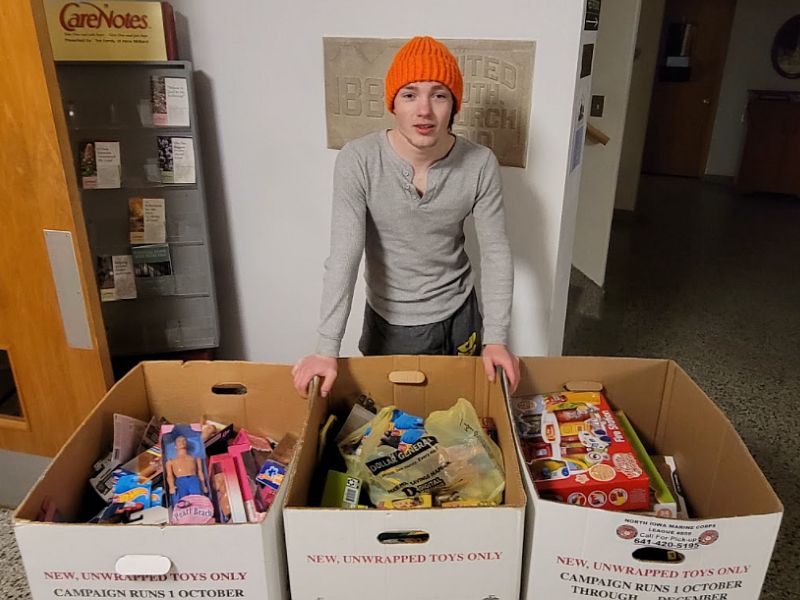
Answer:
[
  {"left": 702, "top": 174, "right": 735, "bottom": 186},
  {"left": 0, "top": 449, "right": 50, "bottom": 509}
]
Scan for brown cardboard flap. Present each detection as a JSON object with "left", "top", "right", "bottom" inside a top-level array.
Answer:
[
  {"left": 658, "top": 363, "right": 782, "bottom": 517},
  {"left": 285, "top": 382, "right": 328, "bottom": 509},
  {"left": 15, "top": 365, "right": 150, "bottom": 522},
  {"left": 142, "top": 361, "right": 308, "bottom": 442},
  {"left": 489, "top": 374, "right": 524, "bottom": 507}
]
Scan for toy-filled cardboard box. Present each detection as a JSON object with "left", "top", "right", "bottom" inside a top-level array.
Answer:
[
  {"left": 14, "top": 361, "right": 310, "bottom": 600},
  {"left": 283, "top": 355, "right": 526, "bottom": 600},
  {"left": 506, "top": 356, "right": 783, "bottom": 600}
]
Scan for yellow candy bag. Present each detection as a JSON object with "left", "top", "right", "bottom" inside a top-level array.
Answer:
[{"left": 338, "top": 398, "right": 505, "bottom": 507}]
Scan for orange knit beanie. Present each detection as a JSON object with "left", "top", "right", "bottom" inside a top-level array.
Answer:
[{"left": 385, "top": 36, "right": 464, "bottom": 113}]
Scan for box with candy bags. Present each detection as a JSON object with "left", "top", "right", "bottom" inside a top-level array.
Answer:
[
  {"left": 13, "top": 361, "right": 310, "bottom": 600},
  {"left": 284, "top": 356, "right": 526, "bottom": 600},
  {"left": 334, "top": 399, "right": 505, "bottom": 509}
]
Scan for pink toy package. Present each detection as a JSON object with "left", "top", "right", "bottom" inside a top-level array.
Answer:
[
  {"left": 227, "top": 443, "right": 264, "bottom": 523},
  {"left": 160, "top": 423, "right": 215, "bottom": 525},
  {"left": 208, "top": 454, "right": 247, "bottom": 524}
]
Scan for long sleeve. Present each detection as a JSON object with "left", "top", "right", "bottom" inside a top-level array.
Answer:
[
  {"left": 316, "top": 146, "right": 367, "bottom": 357},
  {"left": 472, "top": 151, "right": 513, "bottom": 346}
]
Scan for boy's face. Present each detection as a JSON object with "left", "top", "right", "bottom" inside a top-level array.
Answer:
[{"left": 391, "top": 81, "right": 454, "bottom": 151}]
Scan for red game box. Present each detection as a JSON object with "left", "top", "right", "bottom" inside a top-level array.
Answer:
[{"left": 511, "top": 391, "right": 650, "bottom": 511}]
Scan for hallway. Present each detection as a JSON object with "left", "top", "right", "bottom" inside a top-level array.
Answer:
[{"left": 564, "top": 174, "right": 800, "bottom": 600}]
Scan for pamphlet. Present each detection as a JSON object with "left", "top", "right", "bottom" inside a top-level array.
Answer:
[
  {"left": 96, "top": 255, "right": 136, "bottom": 302},
  {"left": 132, "top": 243, "right": 175, "bottom": 296},
  {"left": 129, "top": 197, "right": 166, "bottom": 244},
  {"left": 80, "top": 141, "right": 121, "bottom": 189},
  {"left": 158, "top": 136, "right": 195, "bottom": 184},
  {"left": 151, "top": 76, "right": 190, "bottom": 127}
]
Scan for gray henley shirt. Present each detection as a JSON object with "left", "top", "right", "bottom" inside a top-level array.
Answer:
[{"left": 316, "top": 130, "right": 513, "bottom": 357}]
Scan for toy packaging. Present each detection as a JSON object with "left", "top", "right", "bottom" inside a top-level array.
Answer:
[
  {"left": 255, "top": 459, "right": 286, "bottom": 508},
  {"left": 78, "top": 404, "right": 297, "bottom": 528},
  {"left": 208, "top": 454, "right": 247, "bottom": 524},
  {"left": 253, "top": 433, "right": 297, "bottom": 509},
  {"left": 511, "top": 391, "right": 650, "bottom": 511},
  {"left": 119, "top": 443, "right": 162, "bottom": 483},
  {"left": 376, "top": 493, "right": 433, "bottom": 510},
  {"left": 161, "top": 423, "right": 215, "bottom": 525},
  {"left": 615, "top": 410, "right": 679, "bottom": 518},
  {"left": 652, "top": 454, "right": 690, "bottom": 519},
  {"left": 227, "top": 442, "right": 266, "bottom": 522},
  {"left": 321, "top": 470, "right": 362, "bottom": 508},
  {"left": 201, "top": 418, "right": 236, "bottom": 455}
]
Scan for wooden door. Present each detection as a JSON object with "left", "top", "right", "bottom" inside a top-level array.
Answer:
[
  {"left": 642, "top": 0, "right": 737, "bottom": 177},
  {"left": 0, "top": 0, "right": 112, "bottom": 456}
]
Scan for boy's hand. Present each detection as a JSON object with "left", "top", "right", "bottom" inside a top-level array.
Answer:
[
  {"left": 292, "top": 354, "right": 338, "bottom": 398},
  {"left": 481, "top": 344, "right": 520, "bottom": 394}
]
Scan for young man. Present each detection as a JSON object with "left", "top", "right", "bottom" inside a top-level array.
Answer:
[{"left": 293, "top": 36, "right": 519, "bottom": 397}]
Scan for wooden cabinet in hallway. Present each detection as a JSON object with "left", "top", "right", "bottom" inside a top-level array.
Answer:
[{"left": 737, "top": 90, "right": 800, "bottom": 196}]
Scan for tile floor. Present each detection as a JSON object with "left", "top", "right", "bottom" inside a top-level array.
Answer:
[{"left": 564, "top": 175, "right": 799, "bottom": 600}]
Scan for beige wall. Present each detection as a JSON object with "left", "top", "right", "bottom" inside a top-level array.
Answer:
[
  {"left": 572, "top": 0, "right": 641, "bottom": 286},
  {"left": 706, "top": 0, "right": 800, "bottom": 177},
  {"left": 170, "top": 0, "right": 587, "bottom": 358},
  {"left": 615, "top": 0, "right": 665, "bottom": 211}
]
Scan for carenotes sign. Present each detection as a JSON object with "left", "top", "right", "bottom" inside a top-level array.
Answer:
[{"left": 45, "top": 1, "right": 167, "bottom": 61}]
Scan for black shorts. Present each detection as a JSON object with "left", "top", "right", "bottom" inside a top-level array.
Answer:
[{"left": 358, "top": 289, "right": 483, "bottom": 356}]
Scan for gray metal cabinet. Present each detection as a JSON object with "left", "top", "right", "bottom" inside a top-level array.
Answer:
[{"left": 56, "top": 61, "right": 219, "bottom": 356}]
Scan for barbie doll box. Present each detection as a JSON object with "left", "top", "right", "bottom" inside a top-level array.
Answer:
[
  {"left": 13, "top": 361, "right": 310, "bottom": 600},
  {"left": 505, "top": 357, "right": 783, "bottom": 600}
]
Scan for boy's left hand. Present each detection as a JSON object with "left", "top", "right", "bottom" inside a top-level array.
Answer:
[{"left": 482, "top": 344, "right": 520, "bottom": 394}]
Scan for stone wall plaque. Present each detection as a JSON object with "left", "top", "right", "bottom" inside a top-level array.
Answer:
[{"left": 324, "top": 37, "right": 535, "bottom": 168}]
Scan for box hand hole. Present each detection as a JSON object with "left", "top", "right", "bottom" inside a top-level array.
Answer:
[
  {"left": 377, "top": 530, "right": 430, "bottom": 544},
  {"left": 115, "top": 555, "right": 172, "bottom": 576},
  {"left": 631, "top": 547, "right": 685, "bottom": 564},
  {"left": 387, "top": 371, "right": 427, "bottom": 385},
  {"left": 211, "top": 383, "right": 247, "bottom": 395}
]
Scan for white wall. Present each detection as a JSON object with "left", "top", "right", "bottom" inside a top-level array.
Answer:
[
  {"left": 706, "top": 0, "right": 800, "bottom": 177},
  {"left": 170, "top": 0, "right": 586, "bottom": 361},
  {"left": 615, "top": 0, "right": 665, "bottom": 212},
  {"left": 572, "top": 0, "right": 640, "bottom": 287}
]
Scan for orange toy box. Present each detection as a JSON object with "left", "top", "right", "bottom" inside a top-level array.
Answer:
[{"left": 510, "top": 390, "right": 650, "bottom": 511}]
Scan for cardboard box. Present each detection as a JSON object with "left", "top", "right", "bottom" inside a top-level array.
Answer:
[
  {"left": 505, "top": 357, "right": 783, "bottom": 600},
  {"left": 283, "top": 356, "right": 526, "bottom": 600},
  {"left": 14, "top": 361, "right": 310, "bottom": 600},
  {"left": 510, "top": 391, "right": 650, "bottom": 511}
]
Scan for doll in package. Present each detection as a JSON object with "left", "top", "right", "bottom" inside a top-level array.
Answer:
[{"left": 161, "top": 424, "right": 215, "bottom": 524}]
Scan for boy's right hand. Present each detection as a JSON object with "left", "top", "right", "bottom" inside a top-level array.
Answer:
[{"left": 292, "top": 354, "right": 338, "bottom": 398}]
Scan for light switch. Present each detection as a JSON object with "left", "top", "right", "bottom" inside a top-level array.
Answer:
[{"left": 591, "top": 95, "right": 605, "bottom": 117}]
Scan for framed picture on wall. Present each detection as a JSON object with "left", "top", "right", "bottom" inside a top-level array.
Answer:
[{"left": 771, "top": 15, "right": 800, "bottom": 79}]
